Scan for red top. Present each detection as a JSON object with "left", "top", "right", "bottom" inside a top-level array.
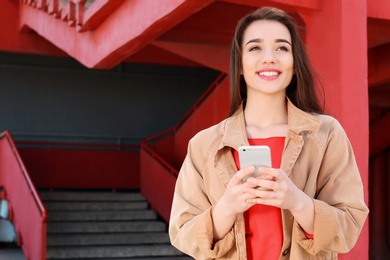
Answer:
[{"left": 233, "top": 137, "right": 285, "bottom": 260}]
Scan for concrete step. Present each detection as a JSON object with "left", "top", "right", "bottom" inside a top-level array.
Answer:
[
  {"left": 0, "top": 243, "right": 25, "bottom": 260},
  {"left": 47, "top": 209, "right": 157, "bottom": 221},
  {"left": 40, "top": 191, "right": 146, "bottom": 202},
  {"left": 44, "top": 201, "right": 148, "bottom": 211},
  {"left": 46, "top": 244, "right": 186, "bottom": 259},
  {"left": 47, "top": 221, "right": 167, "bottom": 234},
  {"left": 47, "top": 232, "right": 170, "bottom": 246},
  {"left": 41, "top": 190, "right": 188, "bottom": 259}
]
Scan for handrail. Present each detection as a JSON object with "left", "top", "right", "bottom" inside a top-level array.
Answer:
[
  {"left": 0, "top": 130, "right": 46, "bottom": 218},
  {"left": 0, "top": 130, "right": 47, "bottom": 260},
  {"left": 142, "top": 72, "right": 226, "bottom": 148},
  {"left": 141, "top": 128, "right": 176, "bottom": 144},
  {"left": 174, "top": 73, "right": 227, "bottom": 130},
  {"left": 22, "top": 0, "right": 87, "bottom": 26},
  {"left": 141, "top": 72, "right": 227, "bottom": 167},
  {"left": 142, "top": 72, "right": 226, "bottom": 153},
  {"left": 140, "top": 72, "right": 228, "bottom": 222},
  {"left": 141, "top": 142, "right": 178, "bottom": 176},
  {"left": 19, "top": 0, "right": 125, "bottom": 32}
]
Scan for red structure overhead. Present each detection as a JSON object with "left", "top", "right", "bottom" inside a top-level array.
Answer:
[{"left": 1, "top": 0, "right": 390, "bottom": 259}]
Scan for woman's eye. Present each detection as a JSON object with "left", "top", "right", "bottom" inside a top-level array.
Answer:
[
  {"left": 249, "top": 46, "right": 260, "bottom": 51},
  {"left": 277, "top": 46, "right": 289, "bottom": 51}
]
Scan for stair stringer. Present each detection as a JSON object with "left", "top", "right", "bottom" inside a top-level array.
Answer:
[{"left": 17, "top": 0, "right": 215, "bottom": 69}]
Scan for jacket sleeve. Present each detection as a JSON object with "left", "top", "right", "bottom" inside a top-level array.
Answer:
[
  {"left": 168, "top": 138, "right": 235, "bottom": 259},
  {"left": 296, "top": 118, "right": 369, "bottom": 254}
]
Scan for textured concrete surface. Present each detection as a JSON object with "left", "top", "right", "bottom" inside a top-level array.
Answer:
[
  {"left": 0, "top": 247, "right": 25, "bottom": 260},
  {"left": 0, "top": 219, "right": 17, "bottom": 242}
]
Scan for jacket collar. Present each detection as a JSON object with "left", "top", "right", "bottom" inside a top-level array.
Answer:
[
  {"left": 222, "top": 98, "right": 321, "bottom": 150},
  {"left": 221, "top": 104, "right": 248, "bottom": 150},
  {"left": 286, "top": 99, "right": 321, "bottom": 136}
]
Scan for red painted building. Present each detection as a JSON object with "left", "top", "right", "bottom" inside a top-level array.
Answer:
[{"left": 0, "top": 0, "right": 389, "bottom": 259}]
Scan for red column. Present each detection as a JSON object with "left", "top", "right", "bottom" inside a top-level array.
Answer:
[{"left": 300, "top": 1, "right": 369, "bottom": 259}]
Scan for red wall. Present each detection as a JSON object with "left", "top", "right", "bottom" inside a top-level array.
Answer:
[{"left": 18, "top": 145, "right": 139, "bottom": 190}]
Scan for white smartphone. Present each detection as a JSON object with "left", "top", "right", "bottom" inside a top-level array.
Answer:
[{"left": 238, "top": 145, "right": 272, "bottom": 182}]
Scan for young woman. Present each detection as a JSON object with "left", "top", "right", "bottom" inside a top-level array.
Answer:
[{"left": 169, "top": 7, "right": 369, "bottom": 259}]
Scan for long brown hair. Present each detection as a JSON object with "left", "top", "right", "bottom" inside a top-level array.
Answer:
[{"left": 229, "top": 7, "right": 324, "bottom": 116}]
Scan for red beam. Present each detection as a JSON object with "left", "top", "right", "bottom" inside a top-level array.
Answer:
[
  {"left": 152, "top": 41, "right": 230, "bottom": 72},
  {"left": 18, "top": 0, "right": 215, "bottom": 69},
  {"left": 370, "top": 113, "right": 390, "bottom": 157},
  {"left": 368, "top": 0, "right": 390, "bottom": 20},
  {"left": 219, "top": 0, "right": 321, "bottom": 11},
  {"left": 123, "top": 44, "right": 203, "bottom": 67}
]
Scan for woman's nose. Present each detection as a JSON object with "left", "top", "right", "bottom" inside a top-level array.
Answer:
[{"left": 261, "top": 49, "right": 276, "bottom": 64}]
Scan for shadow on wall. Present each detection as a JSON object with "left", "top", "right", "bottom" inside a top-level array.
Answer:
[{"left": 0, "top": 52, "right": 220, "bottom": 142}]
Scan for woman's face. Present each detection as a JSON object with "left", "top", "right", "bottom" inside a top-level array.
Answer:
[{"left": 241, "top": 20, "right": 294, "bottom": 98}]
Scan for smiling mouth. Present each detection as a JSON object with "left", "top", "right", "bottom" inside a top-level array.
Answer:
[{"left": 258, "top": 71, "right": 279, "bottom": 76}]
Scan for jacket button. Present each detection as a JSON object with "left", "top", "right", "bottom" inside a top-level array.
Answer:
[{"left": 282, "top": 247, "right": 290, "bottom": 256}]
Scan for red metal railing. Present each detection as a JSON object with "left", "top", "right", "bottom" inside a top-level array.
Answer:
[
  {"left": 0, "top": 130, "right": 47, "bottom": 260},
  {"left": 140, "top": 73, "right": 229, "bottom": 222},
  {"left": 19, "top": 0, "right": 125, "bottom": 32},
  {"left": 21, "top": 0, "right": 87, "bottom": 26}
]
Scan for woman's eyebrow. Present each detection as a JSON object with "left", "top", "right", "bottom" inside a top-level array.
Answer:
[
  {"left": 245, "top": 38, "right": 263, "bottom": 46},
  {"left": 276, "top": 39, "right": 292, "bottom": 46},
  {"left": 245, "top": 38, "right": 291, "bottom": 46}
]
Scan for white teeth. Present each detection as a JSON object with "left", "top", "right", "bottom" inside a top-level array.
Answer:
[{"left": 259, "top": 71, "right": 278, "bottom": 76}]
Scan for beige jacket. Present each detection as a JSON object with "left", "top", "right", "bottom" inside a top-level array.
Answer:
[{"left": 169, "top": 99, "right": 369, "bottom": 259}]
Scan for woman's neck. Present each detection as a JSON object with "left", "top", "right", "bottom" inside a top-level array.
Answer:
[{"left": 244, "top": 94, "right": 288, "bottom": 138}]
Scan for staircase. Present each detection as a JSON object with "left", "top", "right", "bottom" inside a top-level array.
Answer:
[
  {"left": 0, "top": 243, "right": 25, "bottom": 260},
  {"left": 40, "top": 190, "right": 191, "bottom": 259}
]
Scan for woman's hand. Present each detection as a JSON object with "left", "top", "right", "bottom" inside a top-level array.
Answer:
[
  {"left": 220, "top": 165, "right": 260, "bottom": 215},
  {"left": 212, "top": 165, "right": 259, "bottom": 241},
  {"left": 245, "top": 167, "right": 315, "bottom": 234},
  {"left": 245, "top": 167, "right": 302, "bottom": 210}
]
